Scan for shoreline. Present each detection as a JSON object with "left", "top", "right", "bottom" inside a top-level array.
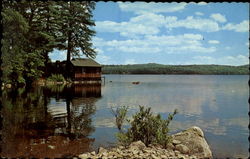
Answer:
[{"left": 79, "top": 126, "right": 213, "bottom": 159}]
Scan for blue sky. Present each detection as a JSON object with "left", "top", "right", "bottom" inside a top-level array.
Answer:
[{"left": 50, "top": 2, "right": 249, "bottom": 66}]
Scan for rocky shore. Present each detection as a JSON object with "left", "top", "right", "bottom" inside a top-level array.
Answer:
[{"left": 79, "top": 126, "right": 212, "bottom": 159}]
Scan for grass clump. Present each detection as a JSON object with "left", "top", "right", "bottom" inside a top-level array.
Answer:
[
  {"left": 111, "top": 106, "right": 129, "bottom": 131},
  {"left": 112, "top": 105, "right": 178, "bottom": 148}
]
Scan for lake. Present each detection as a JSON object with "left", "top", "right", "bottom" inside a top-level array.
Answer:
[{"left": 0, "top": 75, "right": 248, "bottom": 158}]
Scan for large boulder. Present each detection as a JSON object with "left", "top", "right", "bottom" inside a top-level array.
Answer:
[{"left": 171, "top": 126, "right": 212, "bottom": 159}]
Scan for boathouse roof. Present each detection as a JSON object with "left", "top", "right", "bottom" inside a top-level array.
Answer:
[{"left": 71, "top": 58, "right": 101, "bottom": 67}]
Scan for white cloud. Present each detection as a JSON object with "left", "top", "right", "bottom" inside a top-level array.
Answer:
[
  {"left": 93, "top": 34, "right": 216, "bottom": 55},
  {"left": 192, "top": 54, "right": 248, "bottom": 66},
  {"left": 208, "top": 40, "right": 220, "bottom": 44},
  {"left": 96, "top": 13, "right": 220, "bottom": 38},
  {"left": 118, "top": 2, "right": 187, "bottom": 14},
  {"left": 95, "top": 48, "right": 111, "bottom": 64},
  {"left": 165, "top": 16, "right": 220, "bottom": 32},
  {"left": 210, "top": 13, "right": 227, "bottom": 23},
  {"left": 95, "top": 20, "right": 159, "bottom": 38},
  {"left": 195, "top": 12, "right": 204, "bottom": 16},
  {"left": 222, "top": 20, "right": 249, "bottom": 32},
  {"left": 246, "top": 42, "right": 249, "bottom": 46}
]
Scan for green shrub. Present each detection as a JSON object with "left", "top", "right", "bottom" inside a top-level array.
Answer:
[
  {"left": 114, "top": 106, "right": 178, "bottom": 148},
  {"left": 111, "top": 106, "right": 129, "bottom": 131},
  {"left": 47, "top": 74, "right": 65, "bottom": 82}
]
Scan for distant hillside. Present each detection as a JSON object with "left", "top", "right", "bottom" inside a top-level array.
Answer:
[{"left": 102, "top": 63, "right": 249, "bottom": 75}]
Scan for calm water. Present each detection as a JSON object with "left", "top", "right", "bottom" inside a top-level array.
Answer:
[{"left": 0, "top": 75, "right": 248, "bottom": 158}]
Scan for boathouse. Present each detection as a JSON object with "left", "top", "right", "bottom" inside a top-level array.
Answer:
[{"left": 70, "top": 58, "right": 102, "bottom": 81}]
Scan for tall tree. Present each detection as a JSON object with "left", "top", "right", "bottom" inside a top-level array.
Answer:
[
  {"left": 1, "top": 1, "right": 48, "bottom": 86},
  {"left": 58, "top": 1, "right": 96, "bottom": 78},
  {"left": 1, "top": 8, "right": 29, "bottom": 87}
]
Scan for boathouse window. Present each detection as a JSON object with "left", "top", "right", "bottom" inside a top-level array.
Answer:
[{"left": 82, "top": 68, "right": 85, "bottom": 74}]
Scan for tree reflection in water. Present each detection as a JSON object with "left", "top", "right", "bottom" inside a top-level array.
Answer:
[{"left": 0, "top": 84, "right": 101, "bottom": 158}]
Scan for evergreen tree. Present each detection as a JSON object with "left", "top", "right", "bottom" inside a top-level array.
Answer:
[
  {"left": 1, "top": 1, "right": 46, "bottom": 86},
  {"left": 1, "top": 8, "right": 29, "bottom": 87},
  {"left": 57, "top": 1, "right": 96, "bottom": 78}
]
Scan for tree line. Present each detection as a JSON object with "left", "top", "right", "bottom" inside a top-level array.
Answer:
[
  {"left": 102, "top": 63, "right": 249, "bottom": 75},
  {"left": 1, "top": 0, "right": 96, "bottom": 88}
]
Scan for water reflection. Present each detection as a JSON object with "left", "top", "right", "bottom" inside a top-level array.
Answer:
[
  {"left": 93, "top": 75, "right": 248, "bottom": 158},
  {"left": 1, "top": 84, "right": 101, "bottom": 158}
]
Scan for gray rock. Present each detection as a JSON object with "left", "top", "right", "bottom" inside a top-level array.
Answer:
[
  {"left": 98, "top": 147, "right": 107, "bottom": 154},
  {"left": 175, "top": 144, "right": 190, "bottom": 154},
  {"left": 172, "top": 126, "right": 212, "bottom": 159},
  {"left": 90, "top": 151, "right": 96, "bottom": 155},
  {"left": 129, "top": 140, "right": 146, "bottom": 150},
  {"left": 172, "top": 139, "right": 181, "bottom": 145},
  {"left": 79, "top": 153, "right": 89, "bottom": 159}
]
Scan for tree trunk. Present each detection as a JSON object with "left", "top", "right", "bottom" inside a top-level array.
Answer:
[{"left": 66, "top": 32, "right": 72, "bottom": 79}]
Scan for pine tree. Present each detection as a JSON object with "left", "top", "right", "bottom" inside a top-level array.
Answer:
[
  {"left": 1, "top": 8, "right": 29, "bottom": 86},
  {"left": 57, "top": 1, "right": 97, "bottom": 78}
]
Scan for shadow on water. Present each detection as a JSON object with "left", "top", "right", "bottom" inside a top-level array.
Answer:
[{"left": 0, "top": 84, "right": 102, "bottom": 158}]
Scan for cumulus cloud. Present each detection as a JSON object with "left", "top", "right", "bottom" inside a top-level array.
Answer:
[
  {"left": 222, "top": 20, "right": 249, "bottom": 32},
  {"left": 195, "top": 12, "right": 204, "bottom": 16},
  {"left": 210, "top": 13, "right": 227, "bottom": 23},
  {"left": 95, "top": 14, "right": 222, "bottom": 39},
  {"left": 118, "top": 2, "right": 187, "bottom": 14},
  {"left": 208, "top": 40, "right": 220, "bottom": 44},
  {"left": 165, "top": 16, "right": 220, "bottom": 32},
  {"left": 93, "top": 34, "right": 216, "bottom": 55},
  {"left": 95, "top": 20, "right": 159, "bottom": 38}
]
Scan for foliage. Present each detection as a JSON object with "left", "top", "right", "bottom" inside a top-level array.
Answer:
[
  {"left": 114, "top": 106, "right": 178, "bottom": 148},
  {"left": 1, "top": 1, "right": 97, "bottom": 86},
  {"left": 1, "top": 8, "right": 29, "bottom": 87},
  {"left": 47, "top": 74, "right": 65, "bottom": 82},
  {"left": 111, "top": 106, "right": 129, "bottom": 131},
  {"left": 56, "top": 1, "right": 96, "bottom": 78},
  {"left": 103, "top": 63, "right": 249, "bottom": 75}
]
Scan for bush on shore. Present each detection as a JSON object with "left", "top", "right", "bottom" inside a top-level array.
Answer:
[{"left": 112, "top": 105, "right": 178, "bottom": 148}]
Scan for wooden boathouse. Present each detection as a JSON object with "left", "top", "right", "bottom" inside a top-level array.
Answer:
[{"left": 70, "top": 58, "right": 102, "bottom": 82}]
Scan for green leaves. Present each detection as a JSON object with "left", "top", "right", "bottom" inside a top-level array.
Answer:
[
  {"left": 114, "top": 105, "right": 178, "bottom": 148},
  {"left": 1, "top": 1, "right": 97, "bottom": 87}
]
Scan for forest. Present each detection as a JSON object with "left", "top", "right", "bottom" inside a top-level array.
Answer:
[
  {"left": 102, "top": 63, "right": 249, "bottom": 75},
  {"left": 1, "top": 1, "right": 96, "bottom": 88}
]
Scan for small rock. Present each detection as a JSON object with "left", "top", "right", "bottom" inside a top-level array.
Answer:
[
  {"left": 191, "top": 126, "right": 204, "bottom": 137},
  {"left": 151, "top": 154, "right": 159, "bottom": 159},
  {"left": 177, "top": 154, "right": 187, "bottom": 159},
  {"left": 98, "top": 147, "right": 107, "bottom": 154},
  {"left": 174, "top": 150, "right": 181, "bottom": 155},
  {"left": 167, "top": 143, "right": 175, "bottom": 150},
  {"left": 79, "top": 153, "right": 89, "bottom": 158},
  {"left": 118, "top": 145, "right": 124, "bottom": 150},
  {"left": 90, "top": 151, "right": 96, "bottom": 155},
  {"left": 132, "top": 149, "right": 139, "bottom": 155},
  {"left": 175, "top": 144, "right": 190, "bottom": 154},
  {"left": 129, "top": 140, "right": 146, "bottom": 150},
  {"left": 172, "top": 139, "right": 181, "bottom": 145}
]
